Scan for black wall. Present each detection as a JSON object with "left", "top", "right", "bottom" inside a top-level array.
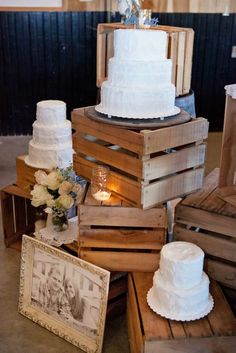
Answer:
[{"left": 0, "top": 11, "right": 235, "bottom": 135}]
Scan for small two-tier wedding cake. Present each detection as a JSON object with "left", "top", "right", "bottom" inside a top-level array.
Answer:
[{"left": 147, "top": 241, "right": 214, "bottom": 321}]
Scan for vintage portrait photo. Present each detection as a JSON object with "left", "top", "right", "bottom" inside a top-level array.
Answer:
[{"left": 19, "top": 235, "right": 110, "bottom": 353}]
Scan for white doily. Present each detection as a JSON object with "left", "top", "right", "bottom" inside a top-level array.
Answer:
[
  {"left": 34, "top": 216, "right": 78, "bottom": 247},
  {"left": 225, "top": 84, "right": 236, "bottom": 99},
  {"left": 147, "top": 286, "right": 214, "bottom": 321}
]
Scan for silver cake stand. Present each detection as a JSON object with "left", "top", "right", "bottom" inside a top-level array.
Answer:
[{"left": 85, "top": 106, "right": 192, "bottom": 130}]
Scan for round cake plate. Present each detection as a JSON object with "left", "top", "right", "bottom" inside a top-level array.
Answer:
[
  {"left": 85, "top": 106, "right": 192, "bottom": 130},
  {"left": 147, "top": 287, "right": 214, "bottom": 322}
]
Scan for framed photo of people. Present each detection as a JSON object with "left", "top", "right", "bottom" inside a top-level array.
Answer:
[{"left": 18, "top": 235, "right": 110, "bottom": 353}]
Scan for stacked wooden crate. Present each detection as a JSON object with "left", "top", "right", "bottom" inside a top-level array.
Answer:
[
  {"left": 97, "top": 23, "right": 194, "bottom": 97},
  {"left": 72, "top": 107, "right": 208, "bottom": 209},
  {"left": 78, "top": 186, "right": 167, "bottom": 272},
  {"left": 174, "top": 169, "right": 236, "bottom": 291}
]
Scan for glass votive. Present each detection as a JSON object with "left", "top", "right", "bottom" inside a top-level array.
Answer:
[
  {"left": 91, "top": 165, "right": 111, "bottom": 201},
  {"left": 138, "top": 9, "right": 152, "bottom": 27}
]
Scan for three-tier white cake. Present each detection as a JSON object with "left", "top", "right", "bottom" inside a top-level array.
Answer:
[
  {"left": 96, "top": 29, "right": 180, "bottom": 119},
  {"left": 147, "top": 241, "right": 214, "bottom": 321},
  {"left": 25, "top": 100, "right": 74, "bottom": 169}
]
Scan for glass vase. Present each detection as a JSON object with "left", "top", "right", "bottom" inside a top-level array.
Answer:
[
  {"left": 51, "top": 212, "right": 68, "bottom": 232},
  {"left": 91, "top": 165, "right": 111, "bottom": 201}
]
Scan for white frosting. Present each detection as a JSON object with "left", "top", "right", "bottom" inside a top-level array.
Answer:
[
  {"left": 114, "top": 29, "right": 167, "bottom": 61},
  {"left": 96, "top": 29, "right": 180, "bottom": 119},
  {"left": 152, "top": 270, "right": 210, "bottom": 315},
  {"left": 159, "top": 241, "right": 204, "bottom": 289},
  {"left": 26, "top": 100, "right": 73, "bottom": 169},
  {"left": 148, "top": 241, "right": 214, "bottom": 321},
  {"left": 225, "top": 84, "right": 236, "bottom": 99}
]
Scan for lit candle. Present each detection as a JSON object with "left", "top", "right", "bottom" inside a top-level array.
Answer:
[{"left": 93, "top": 190, "right": 111, "bottom": 201}]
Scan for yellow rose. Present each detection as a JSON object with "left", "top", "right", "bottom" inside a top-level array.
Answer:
[
  {"left": 31, "top": 184, "right": 53, "bottom": 207},
  {"left": 56, "top": 194, "right": 74, "bottom": 209},
  {"left": 59, "top": 181, "right": 73, "bottom": 195}
]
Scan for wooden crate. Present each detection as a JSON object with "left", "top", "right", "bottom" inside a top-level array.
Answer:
[
  {"left": 97, "top": 23, "right": 194, "bottom": 97},
  {"left": 78, "top": 186, "right": 167, "bottom": 272},
  {"left": 1, "top": 185, "right": 36, "bottom": 247},
  {"left": 72, "top": 107, "right": 209, "bottom": 209},
  {"left": 16, "top": 155, "right": 49, "bottom": 194},
  {"left": 127, "top": 272, "right": 236, "bottom": 353},
  {"left": 173, "top": 168, "right": 236, "bottom": 290}
]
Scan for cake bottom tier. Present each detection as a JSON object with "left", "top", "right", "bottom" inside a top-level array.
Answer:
[
  {"left": 147, "top": 270, "right": 214, "bottom": 321},
  {"left": 26, "top": 140, "right": 74, "bottom": 169},
  {"left": 96, "top": 81, "right": 180, "bottom": 119}
]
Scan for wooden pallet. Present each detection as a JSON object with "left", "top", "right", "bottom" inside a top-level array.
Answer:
[
  {"left": 78, "top": 186, "right": 167, "bottom": 272},
  {"left": 72, "top": 107, "right": 209, "bottom": 209},
  {"left": 173, "top": 168, "right": 236, "bottom": 290},
  {"left": 97, "top": 23, "right": 194, "bottom": 97},
  {"left": 1, "top": 184, "right": 36, "bottom": 247},
  {"left": 127, "top": 272, "right": 236, "bottom": 353}
]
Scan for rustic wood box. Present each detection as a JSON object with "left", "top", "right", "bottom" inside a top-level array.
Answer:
[
  {"left": 16, "top": 155, "right": 49, "bottom": 194},
  {"left": 1, "top": 184, "right": 36, "bottom": 247},
  {"left": 127, "top": 272, "right": 236, "bottom": 353},
  {"left": 97, "top": 23, "right": 194, "bottom": 97},
  {"left": 173, "top": 168, "right": 236, "bottom": 290},
  {"left": 78, "top": 186, "right": 167, "bottom": 272},
  {"left": 72, "top": 107, "right": 209, "bottom": 209}
]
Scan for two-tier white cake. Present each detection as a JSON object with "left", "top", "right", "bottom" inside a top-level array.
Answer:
[
  {"left": 147, "top": 241, "right": 214, "bottom": 321},
  {"left": 96, "top": 29, "right": 180, "bottom": 119},
  {"left": 25, "top": 100, "right": 74, "bottom": 169}
]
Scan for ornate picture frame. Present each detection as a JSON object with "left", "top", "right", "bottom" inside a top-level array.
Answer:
[{"left": 18, "top": 235, "right": 110, "bottom": 353}]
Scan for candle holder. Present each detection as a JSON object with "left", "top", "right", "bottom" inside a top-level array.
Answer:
[{"left": 91, "top": 165, "right": 111, "bottom": 201}]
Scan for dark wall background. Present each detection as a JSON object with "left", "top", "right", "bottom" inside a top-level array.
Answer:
[{"left": 0, "top": 11, "right": 235, "bottom": 135}]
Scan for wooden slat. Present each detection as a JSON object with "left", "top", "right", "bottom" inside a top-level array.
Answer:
[
  {"left": 1, "top": 191, "right": 15, "bottom": 246},
  {"left": 80, "top": 251, "right": 160, "bottom": 272},
  {"left": 132, "top": 272, "right": 172, "bottom": 341},
  {"left": 206, "top": 258, "right": 236, "bottom": 290},
  {"left": 143, "top": 144, "right": 206, "bottom": 180},
  {"left": 176, "top": 31, "right": 186, "bottom": 97},
  {"left": 142, "top": 168, "right": 204, "bottom": 209},
  {"left": 169, "top": 32, "right": 178, "bottom": 85},
  {"left": 175, "top": 204, "right": 236, "bottom": 238},
  {"left": 168, "top": 320, "right": 186, "bottom": 339},
  {"left": 142, "top": 118, "right": 209, "bottom": 154},
  {"left": 96, "top": 30, "right": 106, "bottom": 87},
  {"left": 73, "top": 135, "right": 142, "bottom": 178},
  {"left": 219, "top": 94, "right": 236, "bottom": 187},
  {"left": 208, "top": 280, "right": 236, "bottom": 335},
  {"left": 181, "top": 168, "right": 219, "bottom": 207},
  {"left": 72, "top": 111, "right": 144, "bottom": 154},
  {"left": 79, "top": 228, "right": 165, "bottom": 250},
  {"left": 79, "top": 205, "right": 166, "bottom": 228},
  {"left": 174, "top": 224, "right": 236, "bottom": 262},
  {"left": 127, "top": 274, "right": 144, "bottom": 353},
  {"left": 183, "top": 29, "right": 195, "bottom": 94},
  {"left": 183, "top": 317, "right": 213, "bottom": 338}
]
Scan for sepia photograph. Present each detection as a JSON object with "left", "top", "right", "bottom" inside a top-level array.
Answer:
[{"left": 19, "top": 235, "right": 110, "bottom": 353}]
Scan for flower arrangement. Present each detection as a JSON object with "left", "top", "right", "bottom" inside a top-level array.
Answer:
[{"left": 31, "top": 166, "right": 85, "bottom": 232}]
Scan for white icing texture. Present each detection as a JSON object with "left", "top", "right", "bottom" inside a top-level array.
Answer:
[
  {"left": 26, "top": 100, "right": 73, "bottom": 169},
  {"left": 148, "top": 241, "right": 214, "bottom": 321},
  {"left": 95, "top": 29, "right": 180, "bottom": 119},
  {"left": 225, "top": 84, "right": 236, "bottom": 99}
]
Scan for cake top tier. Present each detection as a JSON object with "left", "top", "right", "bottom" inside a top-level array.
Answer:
[
  {"left": 114, "top": 29, "right": 168, "bottom": 61},
  {"left": 162, "top": 241, "right": 204, "bottom": 263},
  {"left": 36, "top": 100, "right": 66, "bottom": 124}
]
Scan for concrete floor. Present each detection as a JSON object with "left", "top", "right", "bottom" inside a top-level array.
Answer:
[{"left": 0, "top": 132, "right": 229, "bottom": 353}]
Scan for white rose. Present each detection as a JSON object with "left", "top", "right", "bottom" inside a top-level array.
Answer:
[
  {"left": 34, "top": 170, "right": 48, "bottom": 185},
  {"left": 45, "top": 171, "right": 62, "bottom": 190},
  {"left": 31, "top": 184, "right": 53, "bottom": 207},
  {"left": 59, "top": 181, "right": 73, "bottom": 195},
  {"left": 44, "top": 207, "right": 53, "bottom": 214},
  {"left": 72, "top": 184, "right": 83, "bottom": 201},
  {"left": 56, "top": 194, "right": 74, "bottom": 209}
]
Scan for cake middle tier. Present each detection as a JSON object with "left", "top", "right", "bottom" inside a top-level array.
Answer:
[
  {"left": 97, "top": 81, "right": 178, "bottom": 119},
  {"left": 32, "top": 120, "right": 72, "bottom": 145},
  {"left": 108, "top": 58, "right": 172, "bottom": 88}
]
